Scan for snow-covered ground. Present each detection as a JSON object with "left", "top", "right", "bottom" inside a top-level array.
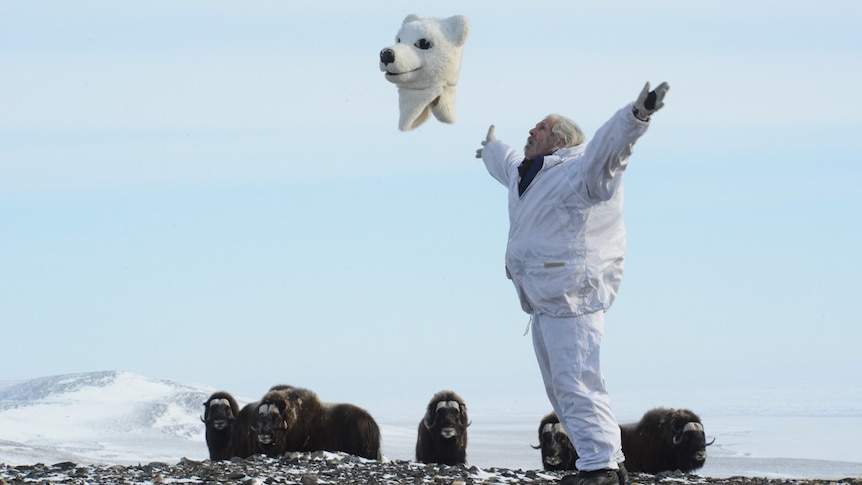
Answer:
[{"left": 1, "top": 372, "right": 860, "bottom": 480}]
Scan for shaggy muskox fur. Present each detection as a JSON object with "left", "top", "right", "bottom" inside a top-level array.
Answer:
[
  {"left": 620, "top": 407, "right": 712, "bottom": 474},
  {"left": 320, "top": 401, "right": 383, "bottom": 460},
  {"left": 415, "top": 390, "right": 471, "bottom": 465},
  {"left": 532, "top": 412, "right": 577, "bottom": 471},
  {"left": 201, "top": 391, "right": 240, "bottom": 461},
  {"left": 230, "top": 400, "right": 261, "bottom": 459},
  {"left": 255, "top": 387, "right": 381, "bottom": 460}
]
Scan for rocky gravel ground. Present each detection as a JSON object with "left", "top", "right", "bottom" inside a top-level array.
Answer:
[{"left": 2, "top": 452, "right": 860, "bottom": 485}]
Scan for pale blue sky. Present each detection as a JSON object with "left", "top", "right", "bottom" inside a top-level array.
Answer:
[{"left": 1, "top": 1, "right": 860, "bottom": 417}]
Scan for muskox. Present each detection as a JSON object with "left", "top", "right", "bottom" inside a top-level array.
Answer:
[
  {"left": 620, "top": 407, "right": 713, "bottom": 474},
  {"left": 255, "top": 387, "right": 381, "bottom": 460},
  {"left": 416, "top": 390, "right": 471, "bottom": 465},
  {"left": 532, "top": 412, "right": 577, "bottom": 471},
  {"left": 535, "top": 408, "right": 713, "bottom": 474},
  {"left": 231, "top": 400, "right": 261, "bottom": 459},
  {"left": 202, "top": 391, "right": 241, "bottom": 461}
]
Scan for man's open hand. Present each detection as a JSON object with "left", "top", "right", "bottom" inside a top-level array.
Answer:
[
  {"left": 634, "top": 82, "right": 670, "bottom": 121},
  {"left": 475, "top": 125, "right": 496, "bottom": 158}
]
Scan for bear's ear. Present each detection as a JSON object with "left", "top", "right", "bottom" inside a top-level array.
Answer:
[
  {"left": 403, "top": 14, "right": 424, "bottom": 25},
  {"left": 442, "top": 15, "right": 469, "bottom": 47}
]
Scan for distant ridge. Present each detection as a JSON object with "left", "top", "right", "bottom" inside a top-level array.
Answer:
[
  {"left": 0, "top": 370, "right": 215, "bottom": 465},
  {"left": 0, "top": 371, "right": 121, "bottom": 405}
]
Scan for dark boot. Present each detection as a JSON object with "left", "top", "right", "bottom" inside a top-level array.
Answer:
[{"left": 560, "top": 468, "right": 619, "bottom": 485}]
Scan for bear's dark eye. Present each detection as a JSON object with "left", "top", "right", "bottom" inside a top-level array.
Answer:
[
  {"left": 415, "top": 38, "right": 432, "bottom": 50},
  {"left": 396, "top": 37, "right": 401, "bottom": 43}
]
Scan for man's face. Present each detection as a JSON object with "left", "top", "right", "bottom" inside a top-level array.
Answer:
[{"left": 524, "top": 117, "right": 561, "bottom": 160}]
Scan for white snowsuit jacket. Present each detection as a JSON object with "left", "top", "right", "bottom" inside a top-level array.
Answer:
[{"left": 482, "top": 104, "right": 650, "bottom": 318}]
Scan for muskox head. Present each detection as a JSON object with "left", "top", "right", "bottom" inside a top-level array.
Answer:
[
  {"left": 202, "top": 392, "right": 239, "bottom": 431},
  {"left": 255, "top": 387, "right": 320, "bottom": 457},
  {"left": 532, "top": 412, "right": 576, "bottom": 471},
  {"left": 657, "top": 408, "right": 714, "bottom": 471},
  {"left": 423, "top": 390, "right": 471, "bottom": 440},
  {"left": 255, "top": 389, "right": 296, "bottom": 456},
  {"left": 416, "top": 390, "right": 471, "bottom": 465}
]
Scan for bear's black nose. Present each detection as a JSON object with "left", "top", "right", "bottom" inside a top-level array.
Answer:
[{"left": 380, "top": 48, "right": 395, "bottom": 65}]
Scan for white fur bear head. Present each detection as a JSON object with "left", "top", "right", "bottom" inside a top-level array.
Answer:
[
  {"left": 379, "top": 14, "right": 469, "bottom": 90},
  {"left": 379, "top": 14, "right": 469, "bottom": 130}
]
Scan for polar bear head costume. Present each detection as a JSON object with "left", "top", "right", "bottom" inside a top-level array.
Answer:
[{"left": 379, "top": 14, "right": 470, "bottom": 131}]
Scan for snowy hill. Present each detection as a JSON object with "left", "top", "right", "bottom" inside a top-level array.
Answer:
[{"left": 0, "top": 371, "right": 214, "bottom": 465}]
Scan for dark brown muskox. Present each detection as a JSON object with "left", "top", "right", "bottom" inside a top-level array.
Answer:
[
  {"left": 255, "top": 387, "right": 381, "bottom": 460},
  {"left": 620, "top": 407, "right": 714, "bottom": 474},
  {"left": 415, "top": 390, "right": 471, "bottom": 465},
  {"left": 230, "top": 400, "right": 261, "bottom": 458},
  {"left": 201, "top": 391, "right": 240, "bottom": 461},
  {"left": 532, "top": 412, "right": 577, "bottom": 471}
]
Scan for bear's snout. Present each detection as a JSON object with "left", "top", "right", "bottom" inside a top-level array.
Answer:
[{"left": 380, "top": 48, "right": 395, "bottom": 66}]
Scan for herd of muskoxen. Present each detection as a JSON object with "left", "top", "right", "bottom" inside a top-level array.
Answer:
[{"left": 202, "top": 386, "right": 714, "bottom": 474}]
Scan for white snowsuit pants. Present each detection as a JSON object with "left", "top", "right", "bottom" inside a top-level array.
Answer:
[{"left": 531, "top": 311, "right": 623, "bottom": 472}]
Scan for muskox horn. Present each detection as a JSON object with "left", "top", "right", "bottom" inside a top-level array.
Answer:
[
  {"left": 438, "top": 401, "right": 459, "bottom": 412},
  {"left": 673, "top": 422, "right": 705, "bottom": 445},
  {"left": 706, "top": 437, "right": 716, "bottom": 446},
  {"left": 683, "top": 422, "right": 703, "bottom": 433},
  {"left": 423, "top": 401, "right": 447, "bottom": 429}
]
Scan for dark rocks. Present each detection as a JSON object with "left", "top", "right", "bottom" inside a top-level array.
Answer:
[{"left": 1, "top": 453, "right": 860, "bottom": 485}]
